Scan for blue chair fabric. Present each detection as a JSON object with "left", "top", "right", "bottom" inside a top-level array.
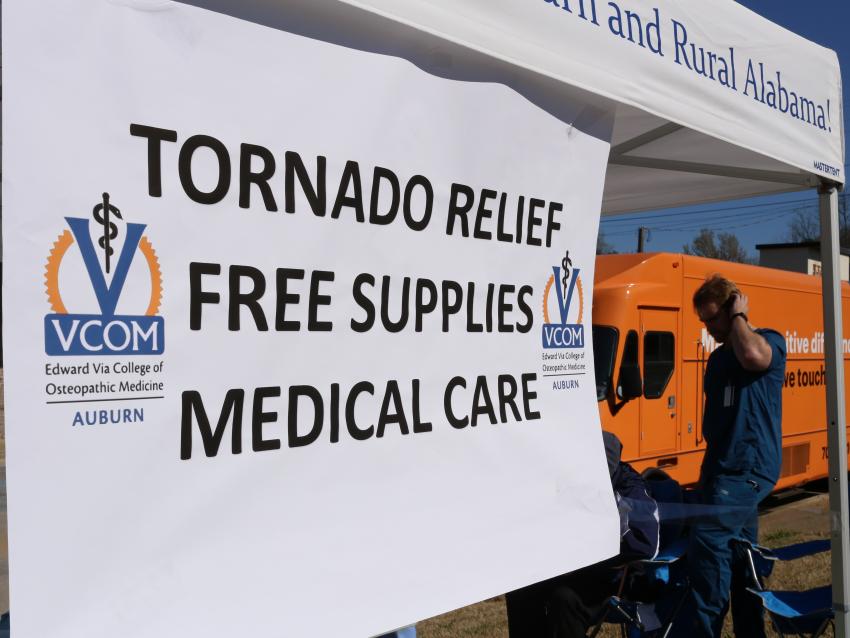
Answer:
[
  {"left": 587, "top": 536, "right": 690, "bottom": 637},
  {"left": 739, "top": 538, "right": 834, "bottom": 637}
]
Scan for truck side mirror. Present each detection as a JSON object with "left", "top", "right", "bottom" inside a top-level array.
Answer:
[{"left": 617, "top": 365, "right": 643, "bottom": 401}]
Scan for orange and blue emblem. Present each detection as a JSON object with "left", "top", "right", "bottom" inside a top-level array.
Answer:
[
  {"left": 44, "top": 193, "right": 164, "bottom": 355},
  {"left": 542, "top": 251, "right": 584, "bottom": 348}
]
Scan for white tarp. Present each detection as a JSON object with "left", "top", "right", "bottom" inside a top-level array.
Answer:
[
  {"left": 2, "top": 1, "right": 619, "bottom": 636},
  {"left": 330, "top": 0, "right": 844, "bottom": 194}
]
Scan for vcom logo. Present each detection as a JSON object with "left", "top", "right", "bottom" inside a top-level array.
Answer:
[
  {"left": 44, "top": 193, "right": 164, "bottom": 356},
  {"left": 542, "top": 251, "right": 584, "bottom": 349}
]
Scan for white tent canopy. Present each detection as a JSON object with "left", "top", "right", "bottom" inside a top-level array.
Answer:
[
  {"left": 190, "top": 0, "right": 844, "bottom": 212},
  {"left": 327, "top": 0, "right": 845, "bottom": 211}
]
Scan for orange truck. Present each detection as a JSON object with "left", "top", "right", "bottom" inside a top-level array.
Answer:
[{"left": 592, "top": 252, "right": 850, "bottom": 490}]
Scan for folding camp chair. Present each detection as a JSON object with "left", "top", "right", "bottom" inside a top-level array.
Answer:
[
  {"left": 587, "top": 537, "right": 691, "bottom": 638},
  {"left": 587, "top": 596, "right": 662, "bottom": 638},
  {"left": 736, "top": 539, "right": 834, "bottom": 637}
]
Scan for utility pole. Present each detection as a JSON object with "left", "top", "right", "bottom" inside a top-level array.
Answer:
[{"left": 637, "top": 227, "right": 650, "bottom": 253}]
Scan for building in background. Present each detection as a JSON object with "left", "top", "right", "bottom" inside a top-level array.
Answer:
[{"left": 756, "top": 241, "right": 850, "bottom": 280}]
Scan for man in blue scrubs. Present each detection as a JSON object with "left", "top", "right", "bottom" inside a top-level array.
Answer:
[{"left": 676, "top": 275, "right": 786, "bottom": 638}]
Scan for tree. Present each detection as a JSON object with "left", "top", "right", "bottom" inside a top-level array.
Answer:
[
  {"left": 596, "top": 230, "right": 617, "bottom": 255},
  {"left": 787, "top": 207, "right": 821, "bottom": 243},
  {"left": 786, "top": 193, "right": 850, "bottom": 248},
  {"left": 683, "top": 229, "right": 752, "bottom": 263}
]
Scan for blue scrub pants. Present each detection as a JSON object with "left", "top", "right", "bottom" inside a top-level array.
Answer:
[{"left": 673, "top": 471, "right": 773, "bottom": 638}]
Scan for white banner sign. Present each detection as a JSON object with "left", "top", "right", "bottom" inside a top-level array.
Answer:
[{"left": 3, "top": 1, "right": 618, "bottom": 636}]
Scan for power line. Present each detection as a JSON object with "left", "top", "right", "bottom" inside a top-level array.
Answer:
[
  {"left": 651, "top": 209, "right": 797, "bottom": 234},
  {"left": 604, "top": 189, "right": 849, "bottom": 227},
  {"left": 600, "top": 207, "right": 799, "bottom": 236},
  {"left": 599, "top": 192, "right": 848, "bottom": 248},
  {"left": 651, "top": 207, "right": 796, "bottom": 230},
  {"left": 600, "top": 195, "right": 816, "bottom": 225},
  {"left": 600, "top": 208, "right": 798, "bottom": 237},
  {"left": 602, "top": 191, "right": 848, "bottom": 234},
  {"left": 640, "top": 205, "right": 802, "bottom": 230}
]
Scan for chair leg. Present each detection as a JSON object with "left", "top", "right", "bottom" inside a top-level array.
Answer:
[
  {"left": 812, "top": 617, "right": 832, "bottom": 638},
  {"left": 767, "top": 612, "right": 785, "bottom": 637},
  {"left": 659, "top": 586, "right": 690, "bottom": 638},
  {"left": 787, "top": 617, "right": 801, "bottom": 636},
  {"left": 586, "top": 608, "right": 610, "bottom": 638},
  {"left": 586, "top": 601, "right": 642, "bottom": 638}
]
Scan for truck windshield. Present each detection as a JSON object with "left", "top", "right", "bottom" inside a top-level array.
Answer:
[{"left": 592, "top": 325, "right": 618, "bottom": 401}]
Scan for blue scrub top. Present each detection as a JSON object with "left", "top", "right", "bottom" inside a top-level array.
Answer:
[{"left": 701, "top": 328, "right": 786, "bottom": 484}]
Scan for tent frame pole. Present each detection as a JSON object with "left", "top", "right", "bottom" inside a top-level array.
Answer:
[
  {"left": 608, "top": 155, "right": 817, "bottom": 186},
  {"left": 607, "top": 124, "right": 818, "bottom": 187},
  {"left": 818, "top": 181, "right": 850, "bottom": 638}
]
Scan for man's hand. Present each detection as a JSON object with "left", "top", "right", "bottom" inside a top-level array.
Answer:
[
  {"left": 728, "top": 292, "right": 749, "bottom": 318},
  {"left": 728, "top": 293, "right": 772, "bottom": 371}
]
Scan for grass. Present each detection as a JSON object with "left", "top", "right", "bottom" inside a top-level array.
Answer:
[
  {"left": 419, "top": 598, "right": 509, "bottom": 638},
  {"left": 761, "top": 527, "right": 799, "bottom": 545}
]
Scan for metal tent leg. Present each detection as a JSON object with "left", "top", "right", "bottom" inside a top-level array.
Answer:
[{"left": 818, "top": 182, "right": 850, "bottom": 638}]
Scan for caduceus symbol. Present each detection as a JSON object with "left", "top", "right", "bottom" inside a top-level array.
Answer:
[
  {"left": 561, "top": 250, "right": 572, "bottom": 301},
  {"left": 92, "top": 192, "right": 123, "bottom": 274}
]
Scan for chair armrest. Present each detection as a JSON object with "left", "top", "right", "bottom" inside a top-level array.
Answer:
[
  {"left": 644, "top": 537, "right": 688, "bottom": 564},
  {"left": 770, "top": 539, "right": 831, "bottom": 562}
]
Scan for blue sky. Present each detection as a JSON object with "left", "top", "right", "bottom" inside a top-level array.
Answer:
[{"left": 601, "top": 1, "right": 850, "bottom": 257}]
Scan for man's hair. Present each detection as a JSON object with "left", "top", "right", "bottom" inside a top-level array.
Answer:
[{"left": 693, "top": 274, "right": 740, "bottom": 309}]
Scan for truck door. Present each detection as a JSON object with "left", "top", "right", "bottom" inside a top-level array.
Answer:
[{"left": 639, "top": 309, "right": 679, "bottom": 456}]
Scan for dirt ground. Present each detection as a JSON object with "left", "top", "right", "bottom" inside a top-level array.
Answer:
[{"left": 0, "top": 368, "right": 840, "bottom": 635}]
